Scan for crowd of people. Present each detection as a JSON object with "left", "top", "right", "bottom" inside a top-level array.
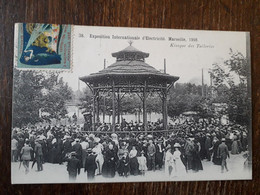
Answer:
[
  {"left": 87, "top": 118, "right": 167, "bottom": 132},
  {"left": 11, "top": 117, "right": 249, "bottom": 181}
]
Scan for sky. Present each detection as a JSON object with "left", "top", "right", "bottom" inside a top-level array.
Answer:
[{"left": 61, "top": 26, "right": 248, "bottom": 91}]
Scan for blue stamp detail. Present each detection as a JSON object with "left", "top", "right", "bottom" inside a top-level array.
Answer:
[{"left": 17, "top": 23, "right": 71, "bottom": 69}]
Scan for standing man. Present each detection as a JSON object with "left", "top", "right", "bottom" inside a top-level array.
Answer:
[
  {"left": 84, "top": 148, "right": 97, "bottom": 180},
  {"left": 147, "top": 140, "right": 156, "bottom": 171},
  {"left": 65, "top": 152, "right": 81, "bottom": 181},
  {"left": 34, "top": 139, "right": 43, "bottom": 171},
  {"left": 20, "top": 140, "right": 33, "bottom": 174},
  {"left": 121, "top": 118, "right": 128, "bottom": 130},
  {"left": 63, "top": 136, "right": 72, "bottom": 160},
  {"left": 11, "top": 136, "right": 18, "bottom": 162},
  {"left": 72, "top": 113, "right": 77, "bottom": 124},
  {"left": 155, "top": 139, "right": 165, "bottom": 170},
  {"left": 205, "top": 133, "right": 212, "bottom": 161},
  {"left": 80, "top": 137, "right": 89, "bottom": 168},
  {"left": 217, "top": 138, "right": 230, "bottom": 173},
  {"left": 72, "top": 138, "right": 82, "bottom": 164},
  {"left": 184, "top": 138, "right": 195, "bottom": 171}
]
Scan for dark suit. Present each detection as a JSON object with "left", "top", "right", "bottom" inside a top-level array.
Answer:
[
  {"left": 63, "top": 140, "right": 72, "bottom": 159},
  {"left": 147, "top": 143, "right": 156, "bottom": 171},
  {"left": 85, "top": 154, "right": 97, "bottom": 180},
  {"left": 217, "top": 142, "right": 230, "bottom": 172},
  {"left": 66, "top": 156, "right": 81, "bottom": 181},
  {"left": 72, "top": 142, "right": 82, "bottom": 162},
  {"left": 34, "top": 142, "right": 43, "bottom": 171},
  {"left": 205, "top": 136, "right": 211, "bottom": 161},
  {"left": 155, "top": 143, "right": 164, "bottom": 169}
]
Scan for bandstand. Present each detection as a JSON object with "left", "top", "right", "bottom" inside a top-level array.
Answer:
[{"left": 79, "top": 43, "right": 179, "bottom": 133}]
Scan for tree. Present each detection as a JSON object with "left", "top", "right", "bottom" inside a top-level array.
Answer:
[
  {"left": 13, "top": 70, "right": 44, "bottom": 127},
  {"left": 12, "top": 69, "right": 72, "bottom": 127},
  {"left": 40, "top": 77, "right": 72, "bottom": 122},
  {"left": 167, "top": 83, "right": 209, "bottom": 118},
  {"left": 79, "top": 89, "right": 162, "bottom": 119},
  {"left": 209, "top": 49, "right": 250, "bottom": 126},
  {"left": 78, "top": 87, "right": 94, "bottom": 114}
]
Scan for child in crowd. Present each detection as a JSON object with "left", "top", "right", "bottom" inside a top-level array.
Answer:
[{"left": 137, "top": 151, "right": 147, "bottom": 176}]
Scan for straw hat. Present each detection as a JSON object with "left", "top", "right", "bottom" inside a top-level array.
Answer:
[
  {"left": 94, "top": 137, "right": 101, "bottom": 143},
  {"left": 89, "top": 133, "right": 95, "bottom": 138},
  {"left": 166, "top": 144, "right": 171, "bottom": 150},
  {"left": 174, "top": 143, "right": 181, "bottom": 147}
]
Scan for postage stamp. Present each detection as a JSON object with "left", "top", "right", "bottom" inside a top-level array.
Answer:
[{"left": 14, "top": 23, "right": 71, "bottom": 70}]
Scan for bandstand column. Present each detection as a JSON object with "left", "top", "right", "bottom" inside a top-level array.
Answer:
[
  {"left": 103, "top": 96, "right": 106, "bottom": 123},
  {"left": 162, "top": 84, "right": 168, "bottom": 130},
  {"left": 112, "top": 80, "right": 116, "bottom": 132},
  {"left": 92, "top": 89, "right": 96, "bottom": 131},
  {"left": 97, "top": 93, "right": 100, "bottom": 123},
  {"left": 117, "top": 92, "right": 120, "bottom": 124},
  {"left": 143, "top": 80, "right": 147, "bottom": 133}
]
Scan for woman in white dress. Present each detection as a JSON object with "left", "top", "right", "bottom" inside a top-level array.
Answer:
[
  {"left": 172, "top": 143, "right": 187, "bottom": 177},
  {"left": 137, "top": 151, "right": 147, "bottom": 176},
  {"left": 164, "top": 145, "right": 174, "bottom": 177},
  {"left": 92, "top": 137, "right": 104, "bottom": 175}
]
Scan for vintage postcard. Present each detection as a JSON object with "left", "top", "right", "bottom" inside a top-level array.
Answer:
[{"left": 11, "top": 23, "right": 252, "bottom": 184}]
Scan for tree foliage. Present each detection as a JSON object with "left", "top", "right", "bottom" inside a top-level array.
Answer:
[
  {"left": 209, "top": 49, "right": 250, "bottom": 126},
  {"left": 167, "top": 83, "right": 212, "bottom": 118},
  {"left": 79, "top": 88, "right": 162, "bottom": 116},
  {"left": 167, "top": 49, "right": 250, "bottom": 126},
  {"left": 40, "top": 77, "right": 72, "bottom": 120},
  {"left": 13, "top": 69, "right": 72, "bottom": 127},
  {"left": 78, "top": 87, "right": 93, "bottom": 114}
]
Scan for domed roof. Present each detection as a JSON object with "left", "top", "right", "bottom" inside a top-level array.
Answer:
[
  {"left": 98, "top": 60, "right": 161, "bottom": 74},
  {"left": 112, "top": 45, "right": 149, "bottom": 58},
  {"left": 80, "top": 44, "right": 179, "bottom": 84}
]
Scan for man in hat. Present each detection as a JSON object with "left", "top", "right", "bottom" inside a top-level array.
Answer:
[
  {"left": 205, "top": 133, "right": 212, "bottom": 161},
  {"left": 184, "top": 137, "right": 195, "bottom": 171},
  {"left": 11, "top": 136, "right": 18, "bottom": 162},
  {"left": 217, "top": 138, "right": 230, "bottom": 173},
  {"left": 34, "top": 139, "right": 43, "bottom": 171},
  {"left": 155, "top": 138, "right": 165, "bottom": 170},
  {"left": 84, "top": 148, "right": 97, "bottom": 180},
  {"left": 65, "top": 151, "right": 81, "bottom": 181},
  {"left": 80, "top": 137, "right": 89, "bottom": 168},
  {"left": 72, "top": 138, "right": 82, "bottom": 163},
  {"left": 20, "top": 140, "right": 33, "bottom": 174},
  {"left": 63, "top": 136, "right": 72, "bottom": 161},
  {"left": 147, "top": 140, "right": 156, "bottom": 171},
  {"left": 121, "top": 118, "right": 128, "bottom": 129},
  {"left": 117, "top": 142, "right": 129, "bottom": 176},
  {"left": 120, "top": 152, "right": 130, "bottom": 177}
]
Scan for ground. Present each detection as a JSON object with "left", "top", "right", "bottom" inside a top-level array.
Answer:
[{"left": 11, "top": 152, "right": 252, "bottom": 184}]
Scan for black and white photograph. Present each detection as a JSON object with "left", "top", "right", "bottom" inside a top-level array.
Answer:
[{"left": 11, "top": 24, "right": 252, "bottom": 184}]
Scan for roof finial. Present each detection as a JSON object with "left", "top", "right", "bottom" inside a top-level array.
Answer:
[{"left": 128, "top": 40, "right": 133, "bottom": 46}]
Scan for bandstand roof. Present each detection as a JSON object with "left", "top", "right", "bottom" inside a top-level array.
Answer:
[
  {"left": 80, "top": 45, "right": 179, "bottom": 84},
  {"left": 111, "top": 45, "right": 149, "bottom": 58}
]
